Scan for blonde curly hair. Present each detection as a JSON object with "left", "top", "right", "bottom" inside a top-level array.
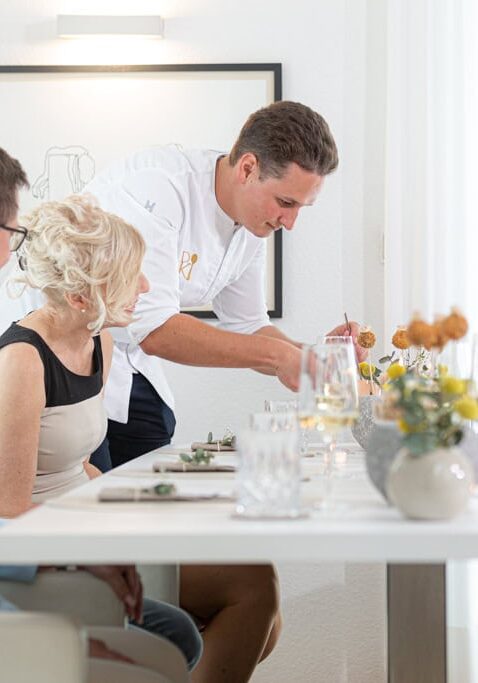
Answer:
[{"left": 17, "top": 194, "right": 145, "bottom": 334}]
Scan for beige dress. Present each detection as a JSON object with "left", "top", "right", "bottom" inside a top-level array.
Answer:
[{"left": 0, "top": 323, "right": 107, "bottom": 502}]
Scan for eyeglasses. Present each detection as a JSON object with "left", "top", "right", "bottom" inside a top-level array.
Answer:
[{"left": 0, "top": 224, "right": 28, "bottom": 252}]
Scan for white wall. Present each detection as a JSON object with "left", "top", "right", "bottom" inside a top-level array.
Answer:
[{"left": 0, "top": 1, "right": 387, "bottom": 681}]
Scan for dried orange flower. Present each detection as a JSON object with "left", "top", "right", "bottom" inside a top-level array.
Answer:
[
  {"left": 357, "top": 327, "right": 376, "bottom": 349},
  {"left": 407, "top": 316, "right": 437, "bottom": 350},
  {"left": 392, "top": 327, "right": 410, "bottom": 350},
  {"left": 431, "top": 315, "right": 449, "bottom": 350},
  {"left": 441, "top": 308, "right": 468, "bottom": 341}
]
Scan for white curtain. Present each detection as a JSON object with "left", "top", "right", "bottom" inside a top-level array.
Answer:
[
  {"left": 384, "top": 5, "right": 478, "bottom": 677},
  {"left": 384, "top": 0, "right": 478, "bottom": 334}
]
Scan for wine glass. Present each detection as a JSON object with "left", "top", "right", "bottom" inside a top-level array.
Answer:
[
  {"left": 298, "top": 342, "right": 359, "bottom": 507},
  {"left": 318, "top": 335, "right": 358, "bottom": 464}
]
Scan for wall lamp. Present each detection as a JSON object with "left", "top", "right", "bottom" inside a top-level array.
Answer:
[{"left": 57, "top": 15, "right": 164, "bottom": 39}]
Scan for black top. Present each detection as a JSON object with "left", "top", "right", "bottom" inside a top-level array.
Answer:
[{"left": 0, "top": 323, "right": 103, "bottom": 408}]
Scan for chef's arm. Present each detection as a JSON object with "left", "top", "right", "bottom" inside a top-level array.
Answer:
[{"left": 140, "top": 313, "right": 302, "bottom": 391}]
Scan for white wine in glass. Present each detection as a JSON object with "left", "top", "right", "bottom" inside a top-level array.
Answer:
[{"left": 299, "top": 342, "right": 359, "bottom": 505}]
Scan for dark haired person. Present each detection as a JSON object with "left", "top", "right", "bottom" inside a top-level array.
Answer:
[{"left": 0, "top": 146, "right": 29, "bottom": 279}]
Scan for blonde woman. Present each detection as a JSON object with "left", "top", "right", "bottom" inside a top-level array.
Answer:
[{"left": 0, "top": 194, "right": 202, "bottom": 670}]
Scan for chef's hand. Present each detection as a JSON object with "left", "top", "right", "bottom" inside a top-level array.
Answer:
[
  {"left": 275, "top": 344, "right": 302, "bottom": 392},
  {"left": 325, "top": 321, "right": 368, "bottom": 363}
]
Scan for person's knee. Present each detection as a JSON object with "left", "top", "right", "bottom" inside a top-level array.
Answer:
[
  {"left": 260, "top": 611, "right": 283, "bottom": 661},
  {"left": 254, "top": 565, "right": 280, "bottom": 612},
  {"left": 233, "top": 565, "right": 280, "bottom": 617}
]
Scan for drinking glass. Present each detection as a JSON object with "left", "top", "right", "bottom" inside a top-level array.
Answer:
[
  {"left": 318, "top": 335, "right": 359, "bottom": 464},
  {"left": 235, "top": 411, "right": 305, "bottom": 519},
  {"left": 298, "top": 343, "right": 359, "bottom": 506},
  {"left": 264, "top": 399, "right": 310, "bottom": 456},
  {"left": 320, "top": 335, "right": 355, "bottom": 347}
]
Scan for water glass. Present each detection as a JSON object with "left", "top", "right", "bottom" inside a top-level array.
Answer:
[
  {"left": 235, "top": 412, "right": 305, "bottom": 519},
  {"left": 264, "top": 399, "right": 310, "bottom": 456}
]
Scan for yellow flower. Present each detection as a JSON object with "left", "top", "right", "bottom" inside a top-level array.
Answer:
[
  {"left": 387, "top": 363, "right": 406, "bottom": 380},
  {"left": 438, "top": 363, "right": 448, "bottom": 377},
  {"left": 358, "top": 361, "right": 376, "bottom": 379},
  {"left": 398, "top": 418, "right": 426, "bottom": 433},
  {"left": 455, "top": 396, "right": 478, "bottom": 420},
  {"left": 439, "top": 376, "right": 466, "bottom": 395}
]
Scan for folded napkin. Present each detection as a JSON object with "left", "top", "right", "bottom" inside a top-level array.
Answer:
[
  {"left": 98, "top": 485, "right": 233, "bottom": 502},
  {"left": 190, "top": 441, "right": 235, "bottom": 452},
  {"left": 153, "top": 462, "right": 236, "bottom": 473}
]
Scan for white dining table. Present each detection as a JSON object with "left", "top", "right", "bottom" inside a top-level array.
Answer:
[{"left": 0, "top": 445, "right": 476, "bottom": 682}]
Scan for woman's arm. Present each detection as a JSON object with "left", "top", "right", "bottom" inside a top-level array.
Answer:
[
  {"left": 0, "top": 343, "right": 45, "bottom": 517},
  {"left": 83, "top": 460, "right": 102, "bottom": 479}
]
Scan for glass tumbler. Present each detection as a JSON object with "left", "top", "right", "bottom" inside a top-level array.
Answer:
[{"left": 235, "top": 412, "right": 305, "bottom": 519}]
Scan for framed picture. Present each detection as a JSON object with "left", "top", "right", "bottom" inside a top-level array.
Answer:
[{"left": 0, "top": 63, "right": 282, "bottom": 317}]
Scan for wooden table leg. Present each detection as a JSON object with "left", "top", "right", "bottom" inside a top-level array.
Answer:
[{"left": 388, "top": 564, "right": 446, "bottom": 683}]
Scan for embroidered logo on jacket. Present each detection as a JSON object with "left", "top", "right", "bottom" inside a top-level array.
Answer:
[{"left": 179, "top": 251, "right": 199, "bottom": 281}]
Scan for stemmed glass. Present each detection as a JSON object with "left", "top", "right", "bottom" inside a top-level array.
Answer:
[
  {"left": 319, "top": 335, "right": 358, "bottom": 465},
  {"left": 298, "top": 342, "right": 359, "bottom": 508}
]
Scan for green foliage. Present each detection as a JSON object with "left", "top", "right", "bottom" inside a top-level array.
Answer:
[
  {"left": 180, "top": 448, "right": 215, "bottom": 466},
  {"left": 178, "top": 429, "right": 236, "bottom": 466},
  {"left": 153, "top": 483, "right": 175, "bottom": 496},
  {"left": 392, "top": 373, "right": 464, "bottom": 456}
]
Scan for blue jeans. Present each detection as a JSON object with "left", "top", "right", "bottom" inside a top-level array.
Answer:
[
  {"left": 91, "top": 374, "right": 176, "bottom": 472},
  {"left": 132, "top": 598, "right": 203, "bottom": 671}
]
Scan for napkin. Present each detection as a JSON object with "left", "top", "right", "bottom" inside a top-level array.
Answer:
[
  {"left": 153, "top": 462, "right": 236, "bottom": 473},
  {"left": 190, "top": 441, "right": 235, "bottom": 452}
]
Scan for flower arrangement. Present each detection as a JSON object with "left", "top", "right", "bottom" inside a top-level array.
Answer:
[
  {"left": 358, "top": 308, "right": 469, "bottom": 389},
  {"left": 376, "top": 308, "right": 477, "bottom": 456}
]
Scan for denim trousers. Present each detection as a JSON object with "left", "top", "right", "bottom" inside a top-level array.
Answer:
[{"left": 132, "top": 598, "right": 203, "bottom": 671}]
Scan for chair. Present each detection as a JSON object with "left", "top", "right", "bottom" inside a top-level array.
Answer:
[
  {"left": 0, "top": 571, "right": 190, "bottom": 682},
  {"left": 0, "top": 612, "right": 189, "bottom": 682},
  {"left": 0, "top": 569, "right": 125, "bottom": 626},
  {"left": 0, "top": 612, "right": 87, "bottom": 683}
]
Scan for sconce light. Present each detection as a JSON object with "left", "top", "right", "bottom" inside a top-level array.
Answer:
[{"left": 57, "top": 15, "right": 164, "bottom": 38}]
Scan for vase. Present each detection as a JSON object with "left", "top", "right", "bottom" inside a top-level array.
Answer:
[
  {"left": 365, "top": 421, "right": 402, "bottom": 500},
  {"left": 365, "top": 424, "right": 478, "bottom": 502},
  {"left": 386, "top": 446, "right": 474, "bottom": 520},
  {"left": 351, "top": 395, "right": 380, "bottom": 450}
]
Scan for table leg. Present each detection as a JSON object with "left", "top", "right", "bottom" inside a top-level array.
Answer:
[{"left": 388, "top": 563, "right": 446, "bottom": 683}]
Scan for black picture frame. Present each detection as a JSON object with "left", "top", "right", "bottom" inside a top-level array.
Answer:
[{"left": 0, "top": 62, "right": 283, "bottom": 318}]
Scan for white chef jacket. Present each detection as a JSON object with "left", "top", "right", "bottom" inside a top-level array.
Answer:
[
  {"left": 85, "top": 145, "right": 271, "bottom": 422},
  {"left": 0, "top": 146, "right": 271, "bottom": 422}
]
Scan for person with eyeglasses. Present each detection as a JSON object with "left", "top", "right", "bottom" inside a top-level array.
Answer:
[
  {"left": 0, "top": 147, "right": 203, "bottom": 680},
  {"left": 0, "top": 152, "right": 28, "bottom": 280}
]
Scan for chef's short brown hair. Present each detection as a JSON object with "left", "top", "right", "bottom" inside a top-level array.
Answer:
[{"left": 229, "top": 101, "right": 338, "bottom": 179}]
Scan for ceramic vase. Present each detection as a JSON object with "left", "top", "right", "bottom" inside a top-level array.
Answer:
[
  {"left": 365, "top": 424, "right": 478, "bottom": 502},
  {"left": 386, "top": 446, "right": 474, "bottom": 520}
]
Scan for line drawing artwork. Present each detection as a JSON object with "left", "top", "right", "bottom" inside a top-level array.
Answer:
[{"left": 32, "top": 146, "right": 96, "bottom": 200}]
